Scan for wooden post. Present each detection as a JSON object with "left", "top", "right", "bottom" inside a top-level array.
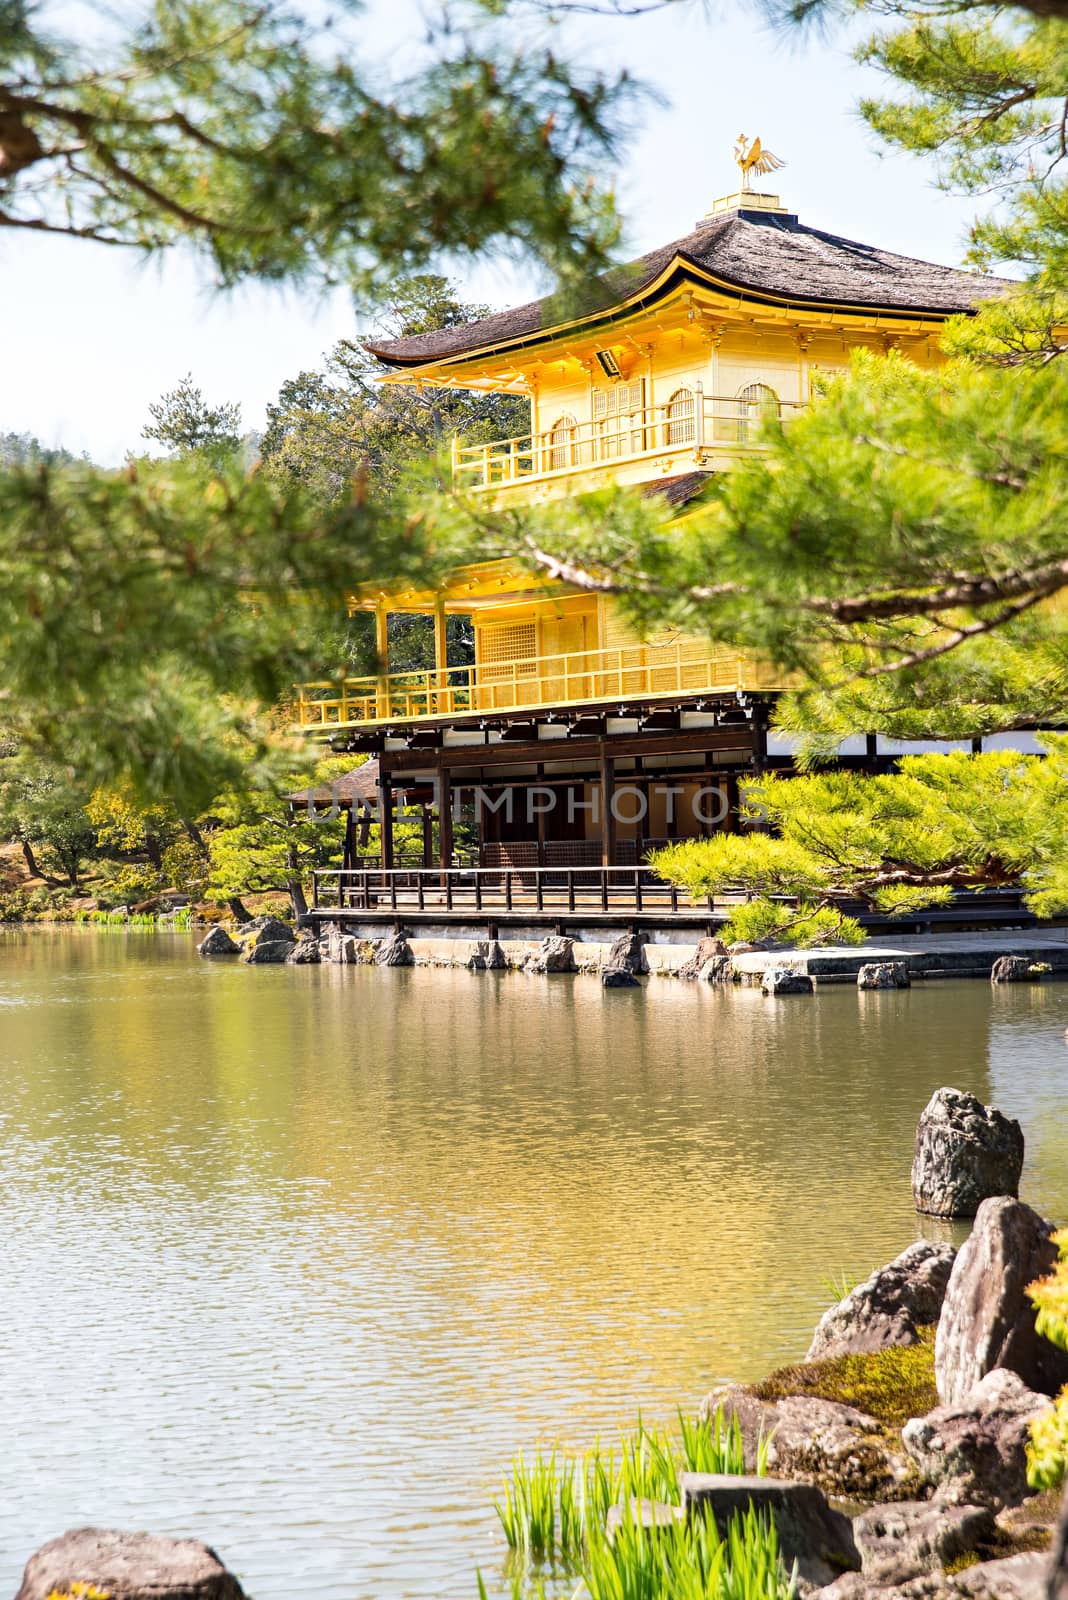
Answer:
[
  {"left": 438, "top": 769, "right": 454, "bottom": 872},
  {"left": 433, "top": 597, "right": 448, "bottom": 714},
  {"left": 375, "top": 601, "right": 389, "bottom": 720},
  {"left": 377, "top": 770, "right": 394, "bottom": 870},
  {"left": 343, "top": 805, "right": 356, "bottom": 871},
  {"left": 421, "top": 806, "right": 433, "bottom": 868},
  {"left": 600, "top": 752, "right": 617, "bottom": 868}
]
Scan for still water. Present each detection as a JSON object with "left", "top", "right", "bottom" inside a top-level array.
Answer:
[{"left": 2, "top": 930, "right": 1068, "bottom": 1597}]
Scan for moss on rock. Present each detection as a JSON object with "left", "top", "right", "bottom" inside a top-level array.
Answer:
[{"left": 751, "top": 1327, "right": 939, "bottom": 1431}]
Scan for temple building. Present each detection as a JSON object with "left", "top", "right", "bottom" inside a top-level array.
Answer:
[{"left": 295, "top": 165, "right": 1011, "bottom": 903}]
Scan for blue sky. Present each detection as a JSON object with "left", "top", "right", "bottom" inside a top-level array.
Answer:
[{"left": 2, "top": 0, "right": 987, "bottom": 464}]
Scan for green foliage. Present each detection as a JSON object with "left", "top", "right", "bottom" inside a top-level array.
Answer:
[
  {"left": 143, "top": 374, "right": 242, "bottom": 459},
  {"left": 262, "top": 276, "right": 529, "bottom": 503},
  {"left": 650, "top": 748, "right": 1068, "bottom": 935},
  {"left": 752, "top": 1328, "right": 938, "bottom": 1431},
  {"left": 1027, "top": 1229, "right": 1068, "bottom": 1490},
  {"left": 492, "top": 1409, "right": 767, "bottom": 1578},
  {"left": 578, "top": 1503, "right": 794, "bottom": 1600},
  {"left": 0, "top": 0, "right": 630, "bottom": 294}
]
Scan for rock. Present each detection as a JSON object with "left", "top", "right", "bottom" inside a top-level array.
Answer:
[
  {"left": 912, "top": 1088, "right": 1024, "bottom": 1218},
  {"left": 992, "top": 956, "right": 1039, "bottom": 984},
  {"left": 321, "top": 926, "right": 360, "bottom": 963},
  {"left": 524, "top": 935, "right": 576, "bottom": 974},
  {"left": 679, "top": 1473, "right": 861, "bottom": 1589},
  {"left": 605, "top": 931, "right": 648, "bottom": 974},
  {"left": 678, "top": 937, "right": 728, "bottom": 980},
  {"left": 604, "top": 1499, "right": 684, "bottom": 1541},
  {"left": 1048, "top": 1478, "right": 1068, "bottom": 1600},
  {"left": 936, "top": 1197, "right": 1068, "bottom": 1402},
  {"left": 14, "top": 1528, "right": 247, "bottom": 1600},
  {"left": 467, "top": 940, "right": 506, "bottom": 970},
  {"left": 237, "top": 916, "right": 293, "bottom": 948},
  {"left": 197, "top": 926, "right": 239, "bottom": 957},
  {"left": 727, "top": 941, "right": 762, "bottom": 955},
  {"left": 286, "top": 938, "right": 321, "bottom": 964},
  {"left": 703, "top": 1385, "right": 915, "bottom": 1502},
  {"left": 858, "top": 962, "right": 911, "bottom": 990},
  {"left": 762, "top": 966, "right": 814, "bottom": 995},
  {"left": 822, "top": 1552, "right": 1047, "bottom": 1599},
  {"left": 903, "top": 1367, "right": 1052, "bottom": 1508},
  {"left": 699, "top": 955, "right": 734, "bottom": 984},
  {"left": 242, "top": 939, "right": 295, "bottom": 964},
  {"left": 807, "top": 1241, "right": 956, "bottom": 1361},
  {"left": 602, "top": 966, "right": 640, "bottom": 988},
  {"left": 375, "top": 931, "right": 414, "bottom": 967},
  {"left": 852, "top": 1500, "right": 996, "bottom": 1585}
]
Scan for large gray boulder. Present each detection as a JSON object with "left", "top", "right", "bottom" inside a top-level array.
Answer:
[
  {"left": 702, "top": 1385, "right": 914, "bottom": 1503},
  {"left": 467, "top": 939, "right": 506, "bottom": 970},
  {"left": 903, "top": 1366, "right": 1052, "bottom": 1508},
  {"left": 937, "top": 1197, "right": 1068, "bottom": 1402},
  {"left": 858, "top": 961, "right": 911, "bottom": 990},
  {"left": 762, "top": 966, "right": 814, "bottom": 996},
  {"left": 912, "top": 1087, "right": 1024, "bottom": 1218},
  {"left": 677, "top": 936, "right": 728, "bottom": 980},
  {"left": 321, "top": 925, "right": 359, "bottom": 963},
  {"left": 823, "top": 1551, "right": 1047, "bottom": 1599},
  {"left": 196, "top": 926, "right": 239, "bottom": 957},
  {"left": 679, "top": 1473, "right": 861, "bottom": 1589},
  {"left": 524, "top": 935, "right": 576, "bottom": 974},
  {"left": 992, "top": 955, "right": 1040, "bottom": 984},
  {"left": 375, "top": 931, "right": 414, "bottom": 967},
  {"left": 852, "top": 1500, "right": 995, "bottom": 1586},
  {"left": 807, "top": 1240, "right": 956, "bottom": 1361},
  {"left": 605, "top": 930, "right": 647, "bottom": 974},
  {"left": 286, "top": 938, "right": 321, "bottom": 965},
  {"left": 699, "top": 955, "right": 734, "bottom": 983},
  {"left": 238, "top": 916, "right": 294, "bottom": 949},
  {"left": 602, "top": 966, "right": 640, "bottom": 988},
  {"left": 1048, "top": 1479, "right": 1068, "bottom": 1600},
  {"left": 14, "top": 1529, "right": 247, "bottom": 1600},
  {"left": 242, "top": 939, "right": 295, "bottom": 964}
]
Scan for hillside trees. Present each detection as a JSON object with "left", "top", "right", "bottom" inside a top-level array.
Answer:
[{"left": 0, "top": 0, "right": 635, "bottom": 807}]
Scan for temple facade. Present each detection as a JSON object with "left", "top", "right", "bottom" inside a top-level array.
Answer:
[{"left": 296, "top": 180, "right": 1009, "bottom": 888}]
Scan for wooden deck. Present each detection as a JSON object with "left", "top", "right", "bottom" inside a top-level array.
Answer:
[{"left": 309, "top": 870, "right": 1043, "bottom": 937}]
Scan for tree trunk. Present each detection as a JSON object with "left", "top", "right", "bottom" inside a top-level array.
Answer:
[
  {"left": 227, "top": 897, "right": 253, "bottom": 924},
  {"left": 19, "top": 838, "right": 40, "bottom": 879},
  {"left": 286, "top": 846, "right": 308, "bottom": 919},
  {"left": 144, "top": 831, "right": 163, "bottom": 870}
]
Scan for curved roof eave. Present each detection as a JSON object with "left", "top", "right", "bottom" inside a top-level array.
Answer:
[{"left": 367, "top": 250, "right": 1004, "bottom": 379}]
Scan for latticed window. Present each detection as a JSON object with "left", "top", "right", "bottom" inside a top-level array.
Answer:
[
  {"left": 736, "top": 382, "right": 780, "bottom": 443},
  {"left": 479, "top": 620, "right": 538, "bottom": 680},
  {"left": 593, "top": 381, "right": 644, "bottom": 459},
  {"left": 665, "top": 387, "right": 695, "bottom": 446},
  {"left": 548, "top": 415, "right": 577, "bottom": 470}
]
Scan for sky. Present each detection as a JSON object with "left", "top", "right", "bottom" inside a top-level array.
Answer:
[{"left": 1, "top": 0, "right": 988, "bottom": 465}]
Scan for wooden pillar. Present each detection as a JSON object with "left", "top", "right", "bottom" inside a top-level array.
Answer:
[
  {"left": 438, "top": 768, "right": 454, "bottom": 871},
  {"left": 343, "top": 805, "right": 356, "bottom": 871},
  {"left": 377, "top": 770, "right": 394, "bottom": 870},
  {"left": 375, "top": 601, "right": 389, "bottom": 719},
  {"left": 599, "top": 752, "right": 617, "bottom": 868},
  {"left": 535, "top": 762, "right": 546, "bottom": 868},
  {"left": 421, "top": 806, "right": 433, "bottom": 868},
  {"left": 433, "top": 597, "right": 448, "bottom": 714}
]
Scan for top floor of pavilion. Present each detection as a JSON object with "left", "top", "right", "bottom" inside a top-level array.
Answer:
[{"left": 365, "top": 174, "right": 1008, "bottom": 504}]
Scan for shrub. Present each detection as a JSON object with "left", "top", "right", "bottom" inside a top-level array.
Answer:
[{"left": 1028, "top": 1229, "right": 1068, "bottom": 1490}]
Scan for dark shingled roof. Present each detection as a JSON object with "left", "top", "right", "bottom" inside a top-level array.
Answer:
[
  {"left": 639, "top": 471, "right": 715, "bottom": 509},
  {"left": 366, "top": 208, "right": 1012, "bottom": 368},
  {"left": 287, "top": 759, "right": 379, "bottom": 810}
]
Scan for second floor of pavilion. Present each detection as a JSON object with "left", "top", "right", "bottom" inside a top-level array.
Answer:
[{"left": 365, "top": 183, "right": 1008, "bottom": 503}]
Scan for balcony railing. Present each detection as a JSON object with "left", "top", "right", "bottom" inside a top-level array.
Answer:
[
  {"left": 452, "top": 389, "right": 807, "bottom": 493},
  {"left": 295, "top": 639, "right": 791, "bottom": 729}
]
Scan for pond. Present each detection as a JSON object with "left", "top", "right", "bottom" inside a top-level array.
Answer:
[{"left": 2, "top": 929, "right": 1067, "bottom": 1597}]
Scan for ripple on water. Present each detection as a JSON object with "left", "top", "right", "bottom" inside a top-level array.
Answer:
[{"left": 1, "top": 938, "right": 1066, "bottom": 1598}]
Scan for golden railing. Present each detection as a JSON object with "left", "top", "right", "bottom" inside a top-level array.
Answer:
[
  {"left": 452, "top": 391, "right": 807, "bottom": 492},
  {"left": 295, "top": 640, "right": 792, "bottom": 729}
]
